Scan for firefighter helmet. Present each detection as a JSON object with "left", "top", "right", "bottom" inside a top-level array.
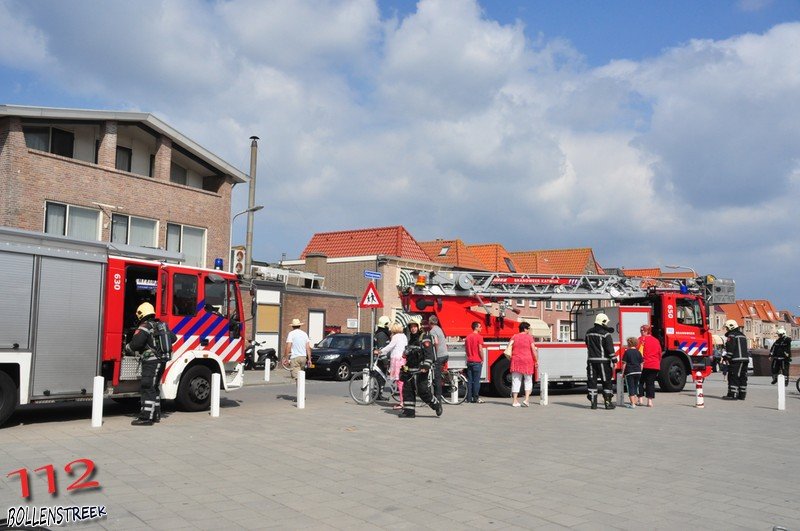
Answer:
[
  {"left": 136, "top": 302, "right": 155, "bottom": 321},
  {"left": 408, "top": 315, "right": 422, "bottom": 328},
  {"left": 724, "top": 319, "right": 738, "bottom": 331},
  {"left": 377, "top": 316, "right": 391, "bottom": 328},
  {"left": 777, "top": 327, "right": 786, "bottom": 336},
  {"left": 594, "top": 313, "right": 610, "bottom": 326}
]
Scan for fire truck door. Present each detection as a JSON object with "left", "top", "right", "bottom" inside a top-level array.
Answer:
[{"left": 32, "top": 257, "right": 103, "bottom": 397}]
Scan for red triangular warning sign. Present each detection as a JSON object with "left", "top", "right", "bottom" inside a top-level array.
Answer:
[{"left": 359, "top": 281, "right": 383, "bottom": 309}]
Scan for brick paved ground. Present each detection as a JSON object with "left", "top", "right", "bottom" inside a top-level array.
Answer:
[{"left": 1, "top": 373, "right": 798, "bottom": 530}]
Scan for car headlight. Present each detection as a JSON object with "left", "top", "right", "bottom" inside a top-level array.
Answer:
[{"left": 320, "top": 354, "right": 340, "bottom": 361}]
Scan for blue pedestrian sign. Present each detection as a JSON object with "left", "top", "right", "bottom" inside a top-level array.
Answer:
[{"left": 364, "top": 270, "right": 382, "bottom": 280}]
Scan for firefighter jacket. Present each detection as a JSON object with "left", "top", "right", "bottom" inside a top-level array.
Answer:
[
  {"left": 404, "top": 332, "right": 435, "bottom": 371},
  {"left": 125, "top": 319, "right": 176, "bottom": 360},
  {"left": 585, "top": 324, "right": 615, "bottom": 363},
  {"left": 724, "top": 328, "right": 748, "bottom": 362},
  {"left": 770, "top": 335, "right": 792, "bottom": 360},
  {"left": 374, "top": 327, "right": 391, "bottom": 349}
]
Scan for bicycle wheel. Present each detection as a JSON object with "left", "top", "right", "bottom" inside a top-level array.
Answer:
[
  {"left": 349, "top": 374, "right": 379, "bottom": 405},
  {"left": 442, "top": 372, "right": 468, "bottom": 405},
  {"left": 796, "top": 377, "right": 800, "bottom": 394},
  {"left": 390, "top": 380, "right": 400, "bottom": 402}
]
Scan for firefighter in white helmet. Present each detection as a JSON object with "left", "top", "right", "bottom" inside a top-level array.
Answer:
[
  {"left": 125, "top": 302, "right": 176, "bottom": 426},
  {"left": 769, "top": 327, "right": 792, "bottom": 386},
  {"left": 584, "top": 313, "right": 617, "bottom": 410},
  {"left": 722, "top": 319, "right": 749, "bottom": 400},
  {"left": 374, "top": 315, "right": 392, "bottom": 350},
  {"left": 398, "top": 316, "right": 442, "bottom": 418}
]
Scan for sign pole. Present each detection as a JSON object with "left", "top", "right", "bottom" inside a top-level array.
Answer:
[{"left": 369, "top": 308, "right": 375, "bottom": 375}]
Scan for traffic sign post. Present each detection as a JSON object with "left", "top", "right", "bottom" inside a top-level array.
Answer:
[{"left": 359, "top": 282, "right": 383, "bottom": 380}]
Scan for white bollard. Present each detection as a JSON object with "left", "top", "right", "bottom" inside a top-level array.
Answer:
[
  {"left": 362, "top": 368, "right": 370, "bottom": 404},
  {"left": 778, "top": 374, "right": 785, "bottom": 411},
  {"left": 616, "top": 372, "right": 625, "bottom": 406},
  {"left": 695, "top": 373, "right": 705, "bottom": 409},
  {"left": 539, "top": 372, "right": 548, "bottom": 406},
  {"left": 211, "top": 373, "right": 220, "bottom": 417},
  {"left": 297, "top": 370, "right": 306, "bottom": 409},
  {"left": 264, "top": 360, "right": 271, "bottom": 382},
  {"left": 450, "top": 373, "right": 458, "bottom": 404},
  {"left": 91, "top": 376, "right": 104, "bottom": 428}
]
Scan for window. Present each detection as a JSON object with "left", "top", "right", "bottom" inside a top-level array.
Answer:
[
  {"left": 111, "top": 214, "right": 157, "bottom": 247},
  {"left": 205, "top": 276, "right": 228, "bottom": 316},
  {"left": 172, "top": 273, "right": 198, "bottom": 316},
  {"left": 564, "top": 302, "right": 571, "bottom": 311},
  {"left": 558, "top": 322, "right": 571, "bottom": 342},
  {"left": 23, "top": 126, "right": 74, "bottom": 158},
  {"left": 438, "top": 246, "right": 450, "bottom": 256},
  {"left": 676, "top": 298, "right": 702, "bottom": 327},
  {"left": 556, "top": 301, "right": 563, "bottom": 311},
  {"left": 504, "top": 257, "right": 517, "bottom": 273},
  {"left": 167, "top": 223, "right": 206, "bottom": 267},
  {"left": 545, "top": 301, "right": 553, "bottom": 310},
  {"left": 170, "top": 162, "right": 187, "bottom": 185},
  {"left": 116, "top": 146, "right": 132, "bottom": 172},
  {"left": 44, "top": 201, "right": 100, "bottom": 241},
  {"left": 531, "top": 300, "right": 537, "bottom": 308}
]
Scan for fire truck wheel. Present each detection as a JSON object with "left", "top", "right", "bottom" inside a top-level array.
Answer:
[
  {"left": 491, "top": 357, "right": 512, "bottom": 397},
  {"left": 176, "top": 365, "right": 213, "bottom": 412},
  {"left": 657, "top": 356, "right": 687, "bottom": 393},
  {"left": 0, "top": 371, "right": 18, "bottom": 427}
]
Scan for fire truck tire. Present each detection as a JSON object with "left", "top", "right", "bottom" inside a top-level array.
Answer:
[
  {"left": 0, "top": 371, "right": 18, "bottom": 427},
  {"left": 658, "top": 356, "right": 687, "bottom": 392},
  {"left": 176, "top": 365, "right": 213, "bottom": 412},
  {"left": 491, "top": 357, "right": 512, "bottom": 397}
]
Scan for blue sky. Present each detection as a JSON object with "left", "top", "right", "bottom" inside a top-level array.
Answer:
[{"left": 2, "top": 0, "right": 799, "bottom": 312}]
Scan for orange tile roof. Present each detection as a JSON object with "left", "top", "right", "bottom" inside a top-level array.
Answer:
[
  {"left": 510, "top": 248, "right": 603, "bottom": 275},
  {"left": 739, "top": 299, "right": 781, "bottom": 322},
  {"left": 300, "top": 225, "right": 431, "bottom": 261},
  {"left": 418, "top": 239, "right": 488, "bottom": 271},
  {"left": 467, "top": 244, "right": 518, "bottom": 273},
  {"left": 718, "top": 303, "right": 747, "bottom": 323},
  {"left": 621, "top": 268, "right": 663, "bottom": 277}
]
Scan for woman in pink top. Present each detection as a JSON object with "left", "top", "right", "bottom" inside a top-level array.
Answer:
[
  {"left": 509, "top": 322, "right": 538, "bottom": 407},
  {"left": 637, "top": 325, "right": 662, "bottom": 407}
]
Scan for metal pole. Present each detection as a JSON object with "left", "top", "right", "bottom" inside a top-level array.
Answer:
[
  {"left": 778, "top": 374, "right": 785, "bottom": 410},
  {"left": 91, "top": 376, "right": 104, "bottom": 428},
  {"left": 616, "top": 372, "right": 625, "bottom": 406},
  {"left": 540, "top": 373, "right": 549, "bottom": 406},
  {"left": 211, "top": 373, "right": 220, "bottom": 417},
  {"left": 245, "top": 136, "right": 259, "bottom": 278},
  {"left": 297, "top": 370, "right": 306, "bottom": 409},
  {"left": 369, "top": 308, "right": 375, "bottom": 378}
]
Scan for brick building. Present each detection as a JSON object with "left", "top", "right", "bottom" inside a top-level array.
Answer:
[{"left": 0, "top": 104, "right": 247, "bottom": 268}]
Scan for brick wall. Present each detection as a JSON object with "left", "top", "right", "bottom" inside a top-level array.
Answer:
[{"left": 0, "top": 117, "right": 233, "bottom": 268}]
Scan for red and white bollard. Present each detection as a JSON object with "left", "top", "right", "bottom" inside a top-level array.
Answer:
[{"left": 694, "top": 371, "right": 704, "bottom": 409}]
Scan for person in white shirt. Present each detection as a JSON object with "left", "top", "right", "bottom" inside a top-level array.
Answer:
[{"left": 284, "top": 318, "right": 311, "bottom": 381}]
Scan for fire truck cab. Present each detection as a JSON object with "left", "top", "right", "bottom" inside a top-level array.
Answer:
[{"left": 0, "top": 227, "right": 245, "bottom": 427}]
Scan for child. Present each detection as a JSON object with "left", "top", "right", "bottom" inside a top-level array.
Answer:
[
  {"left": 620, "top": 337, "right": 643, "bottom": 408},
  {"left": 376, "top": 323, "right": 408, "bottom": 410}
]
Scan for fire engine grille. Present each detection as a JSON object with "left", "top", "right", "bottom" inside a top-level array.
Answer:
[{"left": 120, "top": 357, "right": 142, "bottom": 380}]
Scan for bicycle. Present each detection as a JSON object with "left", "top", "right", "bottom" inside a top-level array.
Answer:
[
  {"left": 440, "top": 368, "right": 468, "bottom": 405},
  {"left": 349, "top": 355, "right": 400, "bottom": 405}
]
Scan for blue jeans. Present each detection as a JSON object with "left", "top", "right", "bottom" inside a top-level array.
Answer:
[{"left": 466, "top": 362, "right": 482, "bottom": 402}]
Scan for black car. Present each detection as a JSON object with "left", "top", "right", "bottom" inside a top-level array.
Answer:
[{"left": 307, "top": 333, "right": 372, "bottom": 381}]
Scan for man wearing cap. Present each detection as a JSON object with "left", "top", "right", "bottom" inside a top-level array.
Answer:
[
  {"left": 285, "top": 318, "right": 311, "bottom": 382},
  {"left": 769, "top": 327, "right": 792, "bottom": 386}
]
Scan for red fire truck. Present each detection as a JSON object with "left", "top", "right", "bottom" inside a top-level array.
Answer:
[
  {"left": 400, "top": 270, "right": 734, "bottom": 396},
  {"left": 0, "top": 227, "right": 245, "bottom": 427}
]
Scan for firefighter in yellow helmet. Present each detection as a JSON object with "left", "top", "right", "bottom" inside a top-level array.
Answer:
[
  {"left": 722, "top": 319, "right": 749, "bottom": 400},
  {"left": 125, "top": 302, "right": 176, "bottom": 425},
  {"left": 399, "top": 316, "right": 442, "bottom": 418}
]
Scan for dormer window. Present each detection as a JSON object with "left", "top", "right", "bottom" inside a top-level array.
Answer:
[
  {"left": 438, "top": 246, "right": 450, "bottom": 256},
  {"left": 504, "top": 257, "right": 517, "bottom": 273}
]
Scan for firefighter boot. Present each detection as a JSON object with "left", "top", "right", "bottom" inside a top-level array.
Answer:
[
  {"left": 772, "top": 376, "right": 778, "bottom": 385},
  {"left": 434, "top": 400, "right": 443, "bottom": 417},
  {"left": 604, "top": 396, "right": 616, "bottom": 410},
  {"left": 590, "top": 395, "right": 598, "bottom": 410},
  {"left": 738, "top": 392, "right": 746, "bottom": 401},
  {"left": 131, "top": 419, "right": 154, "bottom": 426},
  {"left": 398, "top": 408, "right": 415, "bottom": 418}
]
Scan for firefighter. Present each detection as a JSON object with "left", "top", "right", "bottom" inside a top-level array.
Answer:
[
  {"left": 399, "top": 316, "right": 442, "bottom": 418},
  {"left": 722, "top": 319, "right": 749, "bottom": 400},
  {"left": 374, "top": 316, "right": 392, "bottom": 349},
  {"left": 585, "top": 313, "right": 617, "bottom": 410},
  {"left": 125, "top": 302, "right": 176, "bottom": 426},
  {"left": 769, "top": 327, "right": 792, "bottom": 386}
]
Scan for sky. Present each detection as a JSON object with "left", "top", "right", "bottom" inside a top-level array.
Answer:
[{"left": 2, "top": 0, "right": 800, "bottom": 312}]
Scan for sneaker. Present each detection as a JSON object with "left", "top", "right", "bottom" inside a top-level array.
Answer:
[
  {"left": 476, "top": 398, "right": 485, "bottom": 404},
  {"left": 512, "top": 402, "right": 521, "bottom": 408},
  {"left": 626, "top": 404, "right": 634, "bottom": 409},
  {"left": 521, "top": 401, "right": 529, "bottom": 407},
  {"left": 131, "top": 419, "right": 154, "bottom": 426}
]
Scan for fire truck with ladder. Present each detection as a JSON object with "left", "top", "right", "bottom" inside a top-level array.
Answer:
[
  {"left": 400, "top": 269, "right": 735, "bottom": 396},
  {"left": 0, "top": 227, "right": 246, "bottom": 427}
]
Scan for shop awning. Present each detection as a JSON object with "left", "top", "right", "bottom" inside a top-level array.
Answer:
[{"left": 520, "top": 318, "right": 551, "bottom": 338}]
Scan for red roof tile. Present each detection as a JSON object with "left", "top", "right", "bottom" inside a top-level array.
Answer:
[
  {"left": 300, "top": 226, "right": 431, "bottom": 261},
  {"left": 621, "top": 268, "right": 663, "bottom": 278},
  {"left": 418, "top": 239, "right": 488, "bottom": 271},
  {"left": 467, "top": 244, "right": 518, "bottom": 273},
  {"left": 510, "top": 248, "right": 603, "bottom": 275}
]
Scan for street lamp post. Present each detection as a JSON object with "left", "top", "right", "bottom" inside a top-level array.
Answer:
[
  {"left": 664, "top": 264, "right": 698, "bottom": 277},
  {"left": 229, "top": 205, "right": 264, "bottom": 273}
]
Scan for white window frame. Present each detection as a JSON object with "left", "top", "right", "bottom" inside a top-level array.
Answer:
[
  {"left": 166, "top": 222, "right": 207, "bottom": 267},
  {"left": 111, "top": 213, "right": 159, "bottom": 247},
  {"left": 545, "top": 301, "right": 553, "bottom": 310},
  {"left": 44, "top": 201, "right": 101, "bottom": 240},
  {"left": 558, "top": 321, "right": 571, "bottom": 342},
  {"left": 555, "top": 301, "right": 563, "bottom": 311},
  {"left": 531, "top": 300, "right": 537, "bottom": 308}
]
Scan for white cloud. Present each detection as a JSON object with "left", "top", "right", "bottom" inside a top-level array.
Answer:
[{"left": 0, "top": 0, "right": 798, "bottom": 308}]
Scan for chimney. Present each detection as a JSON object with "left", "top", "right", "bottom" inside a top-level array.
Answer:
[{"left": 305, "top": 253, "right": 328, "bottom": 279}]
